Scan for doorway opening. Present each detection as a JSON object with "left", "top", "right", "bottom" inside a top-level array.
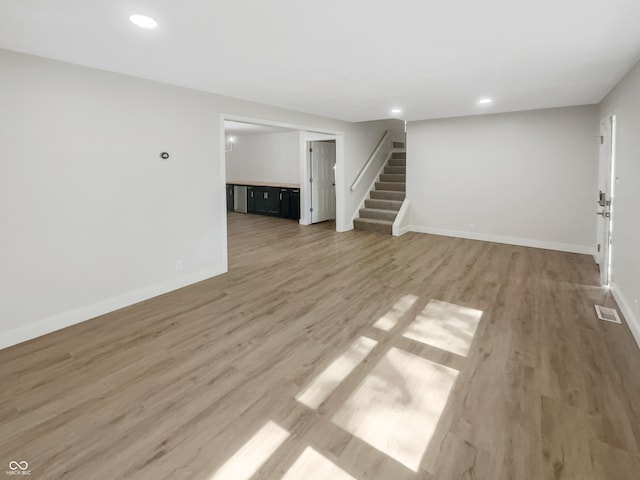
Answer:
[
  {"left": 308, "top": 140, "right": 336, "bottom": 224},
  {"left": 220, "top": 114, "right": 345, "bottom": 272},
  {"left": 596, "top": 114, "right": 617, "bottom": 286},
  {"left": 224, "top": 120, "right": 300, "bottom": 217}
]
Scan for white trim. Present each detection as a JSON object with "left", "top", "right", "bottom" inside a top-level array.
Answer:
[
  {"left": 398, "top": 225, "right": 411, "bottom": 236},
  {"left": 221, "top": 113, "right": 343, "bottom": 136},
  {"left": 340, "top": 223, "right": 354, "bottom": 232},
  {"left": 302, "top": 133, "right": 343, "bottom": 228},
  {"left": 392, "top": 198, "right": 410, "bottom": 236},
  {"left": 407, "top": 226, "right": 595, "bottom": 255},
  {"left": 220, "top": 117, "right": 229, "bottom": 274},
  {"left": 351, "top": 151, "right": 391, "bottom": 225},
  {"left": 0, "top": 265, "right": 227, "bottom": 350},
  {"left": 610, "top": 282, "right": 640, "bottom": 350}
]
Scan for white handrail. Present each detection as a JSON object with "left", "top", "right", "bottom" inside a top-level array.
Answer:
[
  {"left": 350, "top": 130, "right": 389, "bottom": 191},
  {"left": 350, "top": 149, "right": 394, "bottom": 226}
]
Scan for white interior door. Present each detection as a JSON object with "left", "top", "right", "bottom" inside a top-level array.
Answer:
[
  {"left": 596, "top": 115, "right": 616, "bottom": 286},
  {"left": 310, "top": 141, "right": 336, "bottom": 223}
]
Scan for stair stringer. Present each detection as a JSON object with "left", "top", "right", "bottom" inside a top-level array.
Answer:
[
  {"left": 392, "top": 198, "right": 411, "bottom": 237},
  {"left": 350, "top": 148, "right": 401, "bottom": 227}
]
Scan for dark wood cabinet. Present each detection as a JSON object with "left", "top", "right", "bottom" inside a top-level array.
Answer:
[
  {"left": 247, "top": 186, "right": 277, "bottom": 215},
  {"left": 228, "top": 183, "right": 299, "bottom": 221},
  {"left": 255, "top": 187, "right": 280, "bottom": 216},
  {"left": 247, "top": 186, "right": 256, "bottom": 213},
  {"left": 289, "top": 189, "right": 300, "bottom": 220},
  {"left": 254, "top": 188, "right": 267, "bottom": 215},
  {"left": 279, "top": 188, "right": 290, "bottom": 219},
  {"left": 226, "top": 184, "right": 234, "bottom": 211}
]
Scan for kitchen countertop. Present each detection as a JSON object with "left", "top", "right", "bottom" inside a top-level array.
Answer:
[{"left": 227, "top": 180, "right": 300, "bottom": 189}]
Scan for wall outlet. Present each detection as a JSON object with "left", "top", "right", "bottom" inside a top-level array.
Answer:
[{"left": 176, "top": 260, "right": 183, "bottom": 271}]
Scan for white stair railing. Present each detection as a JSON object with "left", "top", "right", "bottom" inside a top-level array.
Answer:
[{"left": 350, "top": 130, "right": 390, "bottom": 191}]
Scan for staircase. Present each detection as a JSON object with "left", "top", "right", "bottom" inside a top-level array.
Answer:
[{"left": 353, "top": 143, "right": 405, "bottom": 234}]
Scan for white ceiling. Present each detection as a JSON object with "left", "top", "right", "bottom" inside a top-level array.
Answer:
[
  {"left": 1, "top": 0, "right": 639, "bottom": 122},
  {"left": 224, "top": 121, "right": 296, "bottom": 137}
]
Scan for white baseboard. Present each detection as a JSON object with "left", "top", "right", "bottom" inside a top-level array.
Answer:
[
  {"left": 0, "top": 265, "right": 227, "bottom": 350},
  {"left": 408, "top": 226, "right": 595, "bottom": 255},
  {"left": 398, "top": 225, "right": 411, "bottom": 236},
  {"left": 610, "top": 282, "right": 640, "bottom": 350}
]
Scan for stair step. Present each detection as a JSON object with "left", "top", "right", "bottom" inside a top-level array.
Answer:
[
  {"left": 388, "top": 158, "right": 406, "bottom": 167},
  {"left": 392, "top": 151, "right": 406, "bottom": 159},
  {"left": 370, "top": 190, "right": 406, "bottom": 201},
  {"left": 375, "top": 182, "right": 405, "bottom": 192},
  {"left": 359, "top": 208, "right": 398, "bottom": 221},
  {"left": 392, "top": 141, "right": 405, "bottom": 149},
  {"left": 380, "top": 173, "right": 406, "bottom": 183},
  {"left": 384, "top": 166, "right": 406, "bottom": 174},
  {"left": 353, "top": 217, "right": 393, "bottom": 234},
  {"left": 365, "top": 198, "right": 403, "bottom": 211}
]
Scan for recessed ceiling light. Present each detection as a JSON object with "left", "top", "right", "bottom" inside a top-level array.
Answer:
[
  {"left": 130, "top": 14, "right": 158, "bottom": 29},
  {"left": 478, "top": 98, "right": 493, "bottom": 105},
  {"left": 391, "top": 108, "right": 402, "bottom": 115}
]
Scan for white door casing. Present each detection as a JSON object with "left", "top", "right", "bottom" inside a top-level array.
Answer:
[
  {"left": 595, "top": 118, "right": 608, "bottom": 266},
  {"left": 596, "top": 115, "right": 616, "bottom": 286},
  {"left": 310, "top": 141, "right": 336, "bottom": 223}
]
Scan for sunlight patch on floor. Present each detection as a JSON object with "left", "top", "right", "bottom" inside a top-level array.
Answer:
[
  {"left": 296, "top": 336, "right": 378, "bottom": 409},
  {"left": 373, "top": 294, "right": 419, "bottom": 331},
  {"left": 403, "top": 300, "right": 482, "bottom": 357},
  {"left": 332, "top": 347, "right": 458, "bottom": 472},
  {"left": 209, "top": 421, "right": 289, "bottom": 480},
  {"left": 281, "top": 447, "right": 356, "bottom": 480}
]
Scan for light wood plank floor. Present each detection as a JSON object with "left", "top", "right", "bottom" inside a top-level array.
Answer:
[{"left": 1, "top": 212, "right": 640, "bottom": 479}]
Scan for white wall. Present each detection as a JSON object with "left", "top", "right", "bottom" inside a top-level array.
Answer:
[
  {"left": 225, "top": 131, "right": 301, "bottom": 184},
  {"left": 0, "top": 49, "right": 392, "bottom": 349},
  {"left": 406, "top": 106, "right": 599, "bottom": 253},
  {"left": 0, "top": 50, "right": 225, "bottom": 348},
  {"left": 599, "top": 59, "right": 640, "bottom": 346}
]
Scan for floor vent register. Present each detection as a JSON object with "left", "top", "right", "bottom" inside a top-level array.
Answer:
[{"left": 594, "top": 304, "right": 622, "bottom": 324}]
